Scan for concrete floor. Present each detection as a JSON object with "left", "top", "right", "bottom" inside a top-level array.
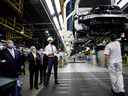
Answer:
[{"left": 37, "top": 63, "right": 128, "bottom": 96}]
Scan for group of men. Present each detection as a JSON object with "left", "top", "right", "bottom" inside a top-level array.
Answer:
[
  {"left": 28, "top": 37, "right": 59, "bottom": 90},
  {"left": 0, "top": 36, "right": 59, "bottom": 95},
  {"left": 0, "top": 40, "right": 22, "bottom": 96},
  {"left": 0, "top": 33, "right": 126, "bottom": 96}
]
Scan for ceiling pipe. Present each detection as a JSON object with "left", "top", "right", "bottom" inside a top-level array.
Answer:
[
  {"left": 63, "top": 0, "right": 70, "bottom": 32},
  {"left": 40, "top": 0, "right": 65, "bottom": 48},
  {"left": 40, "top": 0, "right": 60, "bottom": 35}
]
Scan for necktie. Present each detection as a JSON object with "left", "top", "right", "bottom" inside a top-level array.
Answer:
[
  {"left": 33, "top": 53, "right": 37, "bottom": 65},
  {"left": 11, "top": 49, "right": 15, "bottom": 58}
]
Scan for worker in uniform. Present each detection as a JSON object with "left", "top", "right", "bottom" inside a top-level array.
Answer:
[
  {"left": 104, "top": 34, "right": 125, "bottom": 96},
  {"left": 44, "top": 37, "right": 58, "bottom": 87}
]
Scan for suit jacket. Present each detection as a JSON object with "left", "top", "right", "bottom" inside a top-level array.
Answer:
[
  {"left": 28, "top": 52, "right": 41, "bottom": 71},
  {"left": 0, "top": 48, "right": 21, "bottom": 78}
]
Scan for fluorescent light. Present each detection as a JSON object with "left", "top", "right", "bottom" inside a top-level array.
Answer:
[
  {"left": 118, "top": 0, "right": 128, "bottom": 8},
  {"left": 58, "top": 30, "right": 64, "bottom": 41},
  {"left": 45, "top": 0, "right": 55, "bottom": 15},
  {"left": 53, "top": 16, "right": 60, "bottom": 30},
  {"left": 45, "top": 30, "right": 49, "bottom": 34},
  {"left": 54, "top": 0, "right": 61, "bottom": 14},
  {"left": 115, "top": 0, "right": 121, "bottom": 4},
  {"left": 20, "top": 31, "right": 24, "bottom": 34},
  {"left": 20, "top": 27, "right": 24, "bottom": 34},
  {"left": 59, "top": 14, "right": 64, "bottom": 29}
]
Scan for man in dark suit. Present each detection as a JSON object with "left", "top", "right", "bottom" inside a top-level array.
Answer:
[
  {"left": 0, "top": 40, "right": 22, "bottom": 96},
  {"left": 0, "top": 40, "right": 21, "bottom": 78}
]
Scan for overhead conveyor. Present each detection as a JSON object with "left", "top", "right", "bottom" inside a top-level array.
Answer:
[{"left": 77, "top": 5, "right": 128, "bottom": 40}]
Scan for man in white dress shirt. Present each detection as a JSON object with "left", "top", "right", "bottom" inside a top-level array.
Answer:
[
  {"left": 104, "top": 34, "right": 125, "bottom": 96},
  {"left": 44, "top": 37, "right": 58, "bottom": 86}
]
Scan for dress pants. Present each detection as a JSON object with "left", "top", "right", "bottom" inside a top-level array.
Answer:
[
  {"left": 46, "top": 57, "right": 58, "bottom": 84},
  {"left": 29, "top": 67, "right": 39, "bottom": 89},
  {"left": 43, "top": 64, "right": 47, "bottom": 85},
  {"left": 42, "top": 55, "right": 48, "bottom": 86},
  {"left": 39, "top": 65, "right": 43, "bottom": 84}
]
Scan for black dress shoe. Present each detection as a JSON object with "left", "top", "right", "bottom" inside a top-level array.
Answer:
[
  {"left": 39, "top": 82, "right": 42, "bottom": 85},
  {"left": 111, "top": 89, "right": 118, "bottom": 96},
  {"left": 35, "top": 86, "right": 39, "bottom": 89},
  {"left": 55, "top": 81, "right": 59, "bottom": 84},
  {"left": 119, "top": 92, "right": 125, "bottom": 96},
  {"left": 112, "top": 93, "right": 119, "bottom": 96},
  {"left": 35, "top": 87, "right": 39, "bottom": 89},
  {"left": 44, "top": 83, "right": 48, "bottom": 87}
]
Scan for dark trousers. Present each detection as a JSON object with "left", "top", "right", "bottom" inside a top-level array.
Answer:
[
  {"left": 43, "top": 65, "right": 47, "bottom": 85},
  {"left": 21, "top": 65, "right": 25, "bottom": 75},
  {"left": 0, "top": 83, "right": 16, "bottom": 96},
  {"left": 47, "top": 57, "right": 58, "bottom": 84},
  {"left": 39, "top": 65, "right": 43, "bottom": 84},
  {"left": 29, "top": 68, "right": 39, "bottom": 89}
]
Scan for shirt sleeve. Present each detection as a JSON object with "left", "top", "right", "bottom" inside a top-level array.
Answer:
[
  {"left": 54, "top": 46, "right": 57, "bottom": 53},
  {"left": 104, "top": 44, "right": 111, "bottom": 55}
]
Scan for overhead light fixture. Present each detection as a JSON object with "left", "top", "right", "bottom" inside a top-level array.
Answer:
[
  {"left": 20, "top": 31, "right": 24, "bottom": 34},
  {"left": 45, "top": 30, "right": 49, "bottom": 34},
  {"left": 115, "top": 0, "right": 121, "bottom": 4},
  {"left": 20, "top": 27, "right": 24, "bottom": 34},
  {"left": 45, "top": 0, "right": 55, "bottom": 15},
  {"left": 117, "top": 0, "right": 128, "bottom": 8},
  {"left": 59, "top": 14, "right": 64, "bottom": 29},
  {"left": 54, "top": 0, "right": 61, "bottom": 14},
  {"left": 53, "top": 16, "right": 60, "bottom": 30}
]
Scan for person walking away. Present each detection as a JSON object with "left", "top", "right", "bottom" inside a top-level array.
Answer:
[
  {"left": 28, "top": 46, "right": 40, "bottom": 89},
  {"left": 104, "top": 34, "right": 125, "bottom": 96},
  {"left": 44, "top": 37, "right": 59, "bottom": 87}
]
